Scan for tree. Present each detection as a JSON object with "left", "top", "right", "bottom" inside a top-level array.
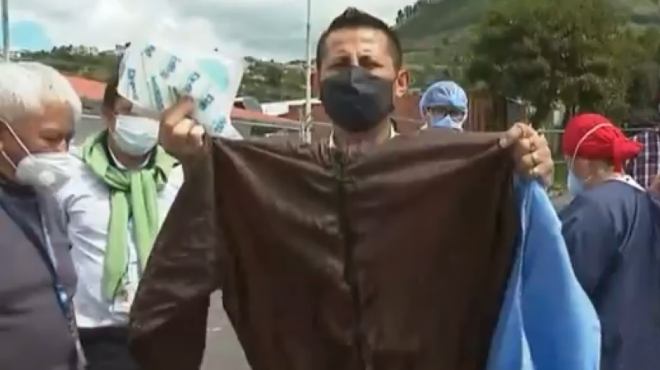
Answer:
[
  {"left": 263, "top": 64, "right": 284, "bottom": 89},
  {"left": 404, "top": 5, "right": 414, "bottom": 18},
  {"left": 396, "top": 9, "right": 405, "bottom": 25},
  {"left": 624, "top": 27, "right": 660, "bottom": 125},
  {"left": 468, "top": 0, "right": 633, "bottom": 126}
]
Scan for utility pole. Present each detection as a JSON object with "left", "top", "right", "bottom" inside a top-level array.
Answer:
[
  {"left": 2, "top": 0, "right": 8, "bottom": 61},
  {"left": 302, "top": 0, "right": 312, "bottom": 143}
]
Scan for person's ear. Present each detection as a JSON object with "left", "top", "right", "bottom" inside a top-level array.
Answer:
[
  {"left": 573, "top": 157, "right": 593, "bottom": 179},
  {"left": 394, "top": 67, "right": 410, "bottom": 99},
  {"left": 101, "top": 106, "right": 116, "bottom": 130},
  {"left": 314, "top": 65, "right": 321, "bottom": 86},
  {"left": 420, "top": 109, "right": 429, "bottom": 124}
]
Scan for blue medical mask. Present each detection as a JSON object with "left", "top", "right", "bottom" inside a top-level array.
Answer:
[
  {"left": 427, "top": 106, "right": 466, "bottom": 131},
  {"left": 431, "top": 115, "right": 454, "bottom": 128},
  {"left": 111, "top": 115, "right": 160, "bottom": 156},
  {"left": 567, "top": 170, "right": 585, "bottom": 196},
  {"left": 431, "top": 115, "right": 464, "bottom": 130}
]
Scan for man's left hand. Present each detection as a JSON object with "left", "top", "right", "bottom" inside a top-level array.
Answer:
[
  {"left": 500, "top": 123, "right": 554, "bottom": 187},
  {"left": 649, "top": 174, "right": 660, "bottom": 195}
]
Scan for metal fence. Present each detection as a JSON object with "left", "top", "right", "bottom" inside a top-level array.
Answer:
[
  {"left": 77, "top": 114, "right": 649, "bottom": 189},
  {"left": 74, "top": 114, "right": 305, "bottom": 144}
]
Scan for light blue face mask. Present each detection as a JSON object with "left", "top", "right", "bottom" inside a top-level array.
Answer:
[
  {"left": 112, "top": 115, "right": 160, "bottom": 156},
  {"left": 565, "top": 122, "right": 612, "bottom": 197},
  {"left": 567, "top": 170, "right": 585, "bottom": 196},
  {"left": 430, "top": 114, "right": 465, "bottom": 131},
  {"left": 431, "top": 115, "right": 455, "bottom": 129}
]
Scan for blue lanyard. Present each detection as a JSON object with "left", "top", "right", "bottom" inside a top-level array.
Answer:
[{"left": 37, "top": 211, "right": 71, "bottom": 315}]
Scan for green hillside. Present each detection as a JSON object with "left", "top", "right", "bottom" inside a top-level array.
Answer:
[
  {"left": 395, "top": 0, "right": 660, "bottom": 87},
  {"left": 396, "top": 0, "right": 491, "bottom": 51},
  {"left": 19, "top": 50, "right": 306, "bottom": 103},
  {"left": 397, "top": 0, "right": 660, "bottom": 45}
]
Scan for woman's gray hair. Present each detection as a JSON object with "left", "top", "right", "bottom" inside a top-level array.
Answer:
[{"left": 0, "top": 62, "right": 82, "bottom": 124}]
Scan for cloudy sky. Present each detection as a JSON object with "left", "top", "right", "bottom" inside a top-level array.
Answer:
[{"left": 7, "top": 0, "right": 404, "bottom": 60}]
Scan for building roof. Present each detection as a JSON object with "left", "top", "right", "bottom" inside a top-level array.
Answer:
[
  {"left": 260, "top": 99, "right": 323, "bottom": 117},
  {"left": 260, "top": 101, "right": 291, "bottom": 116},
  {"left": 231, "top": 107, "right": 299, "bottom": 127},
  {"left": 65, "top": 75, "right": 107, "bottom": 101},
  {"left": 63, "top": 74, "right": 300, "bottom": 127}
]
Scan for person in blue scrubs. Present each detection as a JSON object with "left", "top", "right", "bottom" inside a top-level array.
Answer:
[
  {"left": 560, "top": 113, "right": 660, "bottom": 370},
  {"left": 419, "top": 81, "right": 468, "bottom": 131}
]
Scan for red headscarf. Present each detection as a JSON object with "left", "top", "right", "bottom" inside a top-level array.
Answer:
[{"left": 562, "top": 113, "right": 642, "bottom": 171}]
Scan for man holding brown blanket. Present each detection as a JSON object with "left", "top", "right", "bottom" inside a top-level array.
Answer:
[{"left": 128, "top": 8, "right": 600, "bottom": 370}]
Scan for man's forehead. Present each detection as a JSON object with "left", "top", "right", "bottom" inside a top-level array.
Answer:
[
  {"left": 27, "top": 102, "right": 76, "bottom": 129},
  {"left": 324, "top": 27, "right": 390, "bottom": 54}
]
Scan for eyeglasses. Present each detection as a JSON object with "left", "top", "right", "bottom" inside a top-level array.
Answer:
[{"left": 426, "top": 106, "right": 466, "bottom": 121}]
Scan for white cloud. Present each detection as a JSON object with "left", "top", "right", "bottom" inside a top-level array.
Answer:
[{"left": 10, "top": 0, "right": 404, "bottom": 60}]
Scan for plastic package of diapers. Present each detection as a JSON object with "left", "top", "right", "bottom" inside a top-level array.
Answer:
[{"left": 117, "top": 41, "right": 245, "bottom": 139}]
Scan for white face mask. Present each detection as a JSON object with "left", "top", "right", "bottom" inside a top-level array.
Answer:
[
  {"left": 111, "top": 115, "right": 160, "bottom": 156},
  {"left": 14, "top": 152, "right": 73, "bottom": 190},
  {"left": 0, "top": 121, "right": 72, "bottom": 190}
]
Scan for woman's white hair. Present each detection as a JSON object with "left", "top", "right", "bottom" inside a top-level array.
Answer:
[{"left": 0, "top": 62, "right": 82, "bottom": 124}]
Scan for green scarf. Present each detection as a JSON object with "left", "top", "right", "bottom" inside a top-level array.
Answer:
[{"left": 82, "top": 131, "right": 178, "bottom": 300}]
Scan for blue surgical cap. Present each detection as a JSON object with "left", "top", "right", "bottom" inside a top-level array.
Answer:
[{"left": 419, "top": 81, "right": 468, "bottom": 117}]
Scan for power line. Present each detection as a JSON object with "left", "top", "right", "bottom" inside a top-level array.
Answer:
[
  {"left": 302, "top": 0, "right": 312, "bottom": 143},
  {"left": 2, "top": 0, "right": 8, "bottom": 61}
]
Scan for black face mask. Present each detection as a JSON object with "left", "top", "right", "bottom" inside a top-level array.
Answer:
[{"left": 320, "top": 66, "right": 395, "bottom": 133}]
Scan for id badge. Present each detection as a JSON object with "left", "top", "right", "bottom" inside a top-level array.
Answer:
[
  {"left": 59, "top": 289, "right": 87, "bottom": 370},
  {"left": 110, "top": 284, "right": 136, "bottom": 315}
]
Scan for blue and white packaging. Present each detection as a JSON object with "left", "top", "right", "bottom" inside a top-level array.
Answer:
[{"left": 117, "top": 41, "right": 244, "bottom": 139}]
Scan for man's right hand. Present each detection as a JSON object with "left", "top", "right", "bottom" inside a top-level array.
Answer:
[{"left": 159, "top": 98, "right": 206, "bottom": 164}]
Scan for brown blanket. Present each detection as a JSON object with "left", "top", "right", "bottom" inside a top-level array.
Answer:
[{"left": 129, "top": 130, "right": 517, "bottom": 370}]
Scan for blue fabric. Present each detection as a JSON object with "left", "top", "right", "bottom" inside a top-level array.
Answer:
[
  {"left": 567, "top": 170, "right": 584, "bottom": 196},
  {"left": 560, "top": 181, "right": 660, "bottom": 370},
  {"left": 487, "top": 179, "right": 601, "bottom": 370}
]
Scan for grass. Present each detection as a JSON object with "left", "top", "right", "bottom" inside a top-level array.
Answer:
[{"left": 552, "top": 161, "right": 568, "bottom": 192}]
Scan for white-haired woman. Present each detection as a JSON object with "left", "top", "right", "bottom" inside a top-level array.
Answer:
[{"left": 0, "top": 62, "right": 84, "bottom": 370}]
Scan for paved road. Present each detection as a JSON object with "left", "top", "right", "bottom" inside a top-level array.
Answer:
[
  {"left": 71, "top": 115, "right": 105, "bottom": 146},
  {"left": 202, "top": 294, "right": 250, "bottom": 370},
  {"left": 74, "top": 116, "right": 571, "bottom": 370}
]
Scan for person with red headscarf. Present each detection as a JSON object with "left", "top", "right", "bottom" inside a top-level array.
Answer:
[
  {"left": 562, "top": 113, "right": 643, "bottom": 195},
  {"left": 560, "top": 113, "right": 660, "bottom": 370}
]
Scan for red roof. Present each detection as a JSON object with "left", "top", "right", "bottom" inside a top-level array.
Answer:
[
  {"left": 65, "top": 75, "right": 106, "bottom": 101},
  {"left": 63, "top": 74, "right": 298, "bottom": 127}
]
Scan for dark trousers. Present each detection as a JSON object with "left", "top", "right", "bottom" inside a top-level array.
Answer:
[{"left": 79, "top": 327, "right": 141, "bottom": 370}]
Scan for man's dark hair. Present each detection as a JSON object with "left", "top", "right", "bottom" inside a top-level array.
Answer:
[
  {"left": 316, "top": 7, "right": 403, "bottom": 71},
  {"left": 102, "top": 51, "right": 127, "bottom": 110},
  {"left": 102, "top": 73, "right": 119, "bottom": 110}
]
